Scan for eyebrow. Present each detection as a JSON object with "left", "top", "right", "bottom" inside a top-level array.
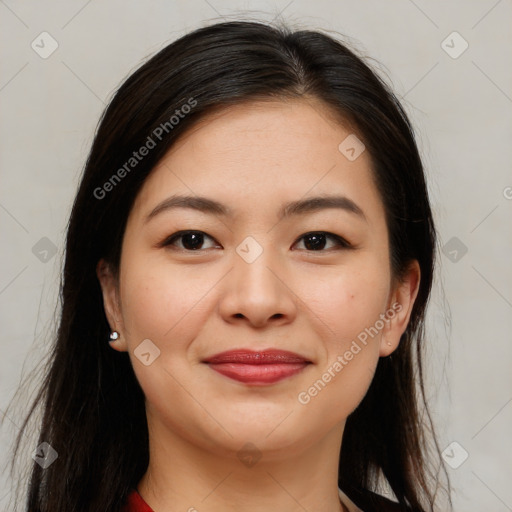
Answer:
[{"left": 145, "top": 194, "right": 367, "bottom": 224}]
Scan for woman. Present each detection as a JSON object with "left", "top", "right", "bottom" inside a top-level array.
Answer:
[{"left": 8, "top": 19, "right": 449, "bottom": 512}]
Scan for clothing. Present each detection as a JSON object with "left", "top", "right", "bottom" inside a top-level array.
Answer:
[
  {"left": 121, "top": 487, "right": 406, "bottom": 511},
  {"left": 121, "top": 489, "right": 153, "bottom": 512}
]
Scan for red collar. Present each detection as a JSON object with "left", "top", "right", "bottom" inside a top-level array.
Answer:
[{"left": 122, "top": 489, "right": 154, "bottom": 512}]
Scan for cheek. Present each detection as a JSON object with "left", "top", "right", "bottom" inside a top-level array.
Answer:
[
  {"left": 302, "top": 261, "right": 390, "bottom": 345},
  {"left": 303, "top": 347, "right": 379, "bottom": 426},
  {"left": 294, "top": 262, "right": 388, "bottom": 415},
  {"left": 119, "top": 257, "right": 210, "bottom": 346}
]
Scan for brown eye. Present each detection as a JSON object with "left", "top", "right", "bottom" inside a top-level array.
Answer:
[
  {"left": 294, "top": 232, "right": 351, "bottom": 251},
  {"left": 163, "top": 231, "right": 218, "bottom": 251}
]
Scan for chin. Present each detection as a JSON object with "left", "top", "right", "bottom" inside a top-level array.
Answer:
[{"left": 207, "top": 415, "right": 318, "bottom": 455}]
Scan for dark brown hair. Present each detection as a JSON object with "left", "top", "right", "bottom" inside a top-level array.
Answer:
[{"left": 5, "top": 19, "right": 449, "bottom": 511}]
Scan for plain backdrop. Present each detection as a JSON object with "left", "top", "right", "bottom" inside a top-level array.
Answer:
[{"left": 1, "top": 1, "right": 511, "bottom": 510}]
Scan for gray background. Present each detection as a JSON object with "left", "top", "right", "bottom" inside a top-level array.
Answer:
[{"left": 1, "top": 1, "right": 511, "bottom": 510}]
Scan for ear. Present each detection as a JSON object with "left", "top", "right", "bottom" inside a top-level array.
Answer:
[
  {"left": 380, "top": 260, "right": 421, "bottom": 357},
  {"left": 96, "top": 259, "right": 128, "bottom": 352}
]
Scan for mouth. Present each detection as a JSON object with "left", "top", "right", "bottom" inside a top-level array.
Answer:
[{"left": 203, "top": 349, "right": 312, "bottom": 385}]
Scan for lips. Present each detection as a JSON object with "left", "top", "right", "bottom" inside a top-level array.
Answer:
[{"left": 203, "top": 349, "right": 311, "bottom": 385}]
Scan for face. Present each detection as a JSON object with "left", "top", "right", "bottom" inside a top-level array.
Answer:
[{"left": 98, "top": 97, "right": 419, "bottom": 460}]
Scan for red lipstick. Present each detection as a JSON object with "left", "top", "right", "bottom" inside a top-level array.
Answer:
[{"left": 203, "top": 349, "right": 310, "bottom": 385}]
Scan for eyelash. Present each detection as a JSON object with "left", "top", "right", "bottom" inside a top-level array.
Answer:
[{"left": 160, "top": 230, "right": 353, "bottom": 252}]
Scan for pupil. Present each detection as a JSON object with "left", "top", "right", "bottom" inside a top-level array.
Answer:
[
  {"left": 182, "top": 232, "right": 203, "bottom": 250},
  {"left": 304, "top": 233, "right": 326, "bottom": 250}
]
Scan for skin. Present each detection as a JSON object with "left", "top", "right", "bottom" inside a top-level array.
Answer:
[{"left": 97, "top": 97, "right": 420, "bottom": 512}]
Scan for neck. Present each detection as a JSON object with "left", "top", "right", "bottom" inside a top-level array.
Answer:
[{"left": 138, "top": 413, "right": 353, "bottom": 512}]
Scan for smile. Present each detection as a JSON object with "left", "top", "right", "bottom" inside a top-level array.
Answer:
[{"left": 203, "top": 349, "right": 311, "bottom": 385}]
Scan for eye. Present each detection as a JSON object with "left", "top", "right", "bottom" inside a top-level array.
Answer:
[
  {"left": 293, "top": 231, "right": 351, "bottom": 251},
  {"left": 160, "top": 230, "right": 351, "bottom": 252},
  {"left": 161, "top": 230, "right": 219, "bottom": 251}
]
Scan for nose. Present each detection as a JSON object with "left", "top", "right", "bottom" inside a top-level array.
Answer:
[{"left": 217, "top": 247, "right": 298, "bottom": 328}]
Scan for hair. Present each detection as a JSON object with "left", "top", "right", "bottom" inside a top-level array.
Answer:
[{"left": 5, "top": 19, "right": 449, "bottom": 512}]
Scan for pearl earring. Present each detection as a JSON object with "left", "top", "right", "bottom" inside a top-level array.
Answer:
[
  {"left": 386, "top": 340, "right": 392, "bottom": 346},
  {"left": 109, "top": 331, "right": 119, "bottom": 342}
]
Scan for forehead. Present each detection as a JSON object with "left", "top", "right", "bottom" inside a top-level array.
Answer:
[{"left": 129, "top": 97, "right": 385, "bottom": 226}]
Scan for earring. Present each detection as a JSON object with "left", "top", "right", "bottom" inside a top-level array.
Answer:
[
  {"left": 386, "top": 340, "right": 392, "bottom": 346},
  {"left": 109, "top": 331, "right": 119, "bottom": 342}
]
